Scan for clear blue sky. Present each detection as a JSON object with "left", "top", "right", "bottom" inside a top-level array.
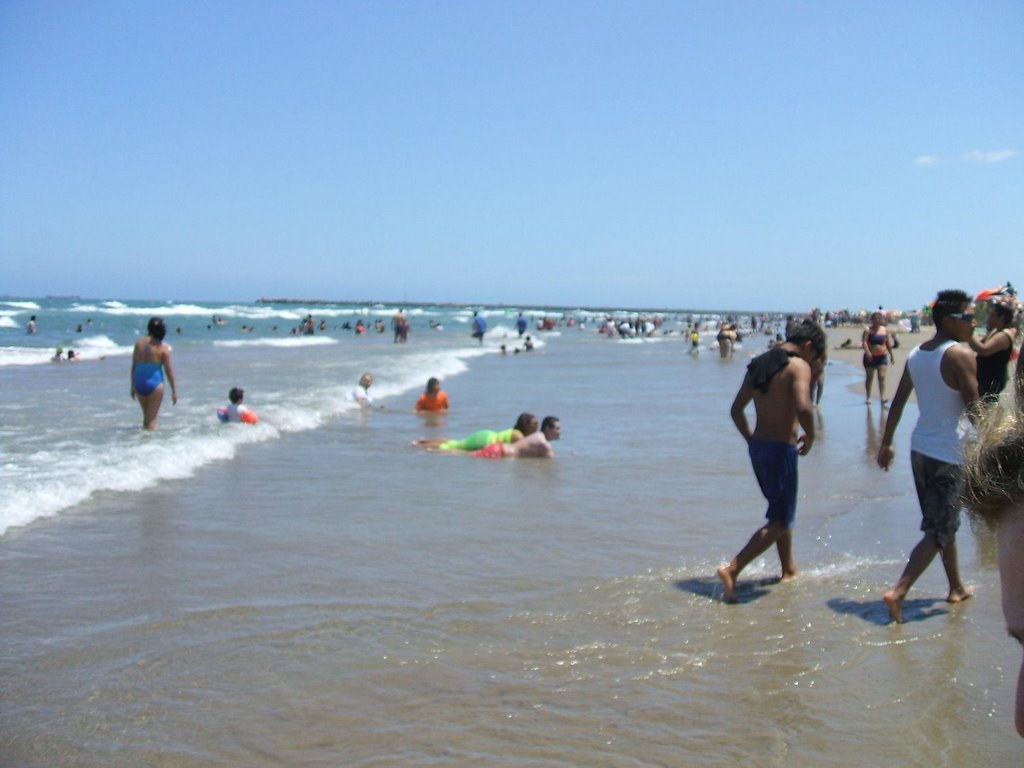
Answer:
[{"left": 1, "top": 1, "right": 1020, "bottom": 311}]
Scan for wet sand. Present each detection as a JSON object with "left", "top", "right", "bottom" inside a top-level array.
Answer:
[{"left": 828, "top": 323, "right": 916, "bottom": 403}]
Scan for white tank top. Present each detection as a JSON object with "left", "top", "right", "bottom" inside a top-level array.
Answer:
[{"left": 908, "top": 339, "right": 969, "bottom": 464}]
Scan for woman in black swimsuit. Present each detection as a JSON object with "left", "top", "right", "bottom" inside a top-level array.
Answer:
[{"left": 970, "top": 299, "right": 1018, "bottom": 403}]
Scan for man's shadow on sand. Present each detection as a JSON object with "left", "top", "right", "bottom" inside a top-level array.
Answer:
[
  {"left": 674, "top": 577, "right": 779, "bottom": 604},
  {"left": 827, "top": 596, "right": 949, "bottom": 626}
]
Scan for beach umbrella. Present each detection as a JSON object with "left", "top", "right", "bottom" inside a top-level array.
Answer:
[
  {"left": 976, "top": 286, "right": 1002, "bottom": 301},
  {"left": 977, "top": 282, "right": 1016, "bottom": 302}
]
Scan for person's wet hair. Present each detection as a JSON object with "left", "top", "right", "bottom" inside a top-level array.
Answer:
[
  {"left": 147, "top": 317, "right": 166, "bottom": 341},
  {"left": 785, "top": 319, "right": 826, "bottom": 359},
  {"left": 513, "top": 412, "right": 537, "bottom": 434},
  {"left": 541, "top": 416, "right": 559, "bottom": 432},
  {"left": 229, "top": 387, "right": 244, "bottom": 404}
]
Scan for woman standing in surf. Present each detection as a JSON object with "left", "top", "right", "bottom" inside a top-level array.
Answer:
[{"left": 130, "top": 316, "right": 178, "bottom": 430}]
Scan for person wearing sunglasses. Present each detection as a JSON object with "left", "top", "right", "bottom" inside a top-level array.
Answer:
[{"left": 877, "top": 290, "right": 979, "bottom": 623}]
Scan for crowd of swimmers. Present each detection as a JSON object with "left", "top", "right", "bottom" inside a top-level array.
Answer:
[
  {"left": 356, "top": 372, "right": 561, "bottom": 459},
  {"left": 122, "top": 312, "right": 562, "bottom": 442},
  {"left": 120, "top": 317, "right": 562, "bottom": 463}
]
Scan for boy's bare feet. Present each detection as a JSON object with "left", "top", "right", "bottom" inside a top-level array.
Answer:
[
  {"left": 717, "top": 565, "right": 737, "bottom": 603},
  {"left": 947, "top": 586, "right": 974, "bottom": 604},
  {"left": 883, "top": 590, "right": 905, "bottom": 624}
]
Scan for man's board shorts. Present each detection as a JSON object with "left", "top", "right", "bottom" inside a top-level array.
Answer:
[
  {"left": 910, "top": 450, "right": 963, "bottom": 549},
  {"left": 748, "top": 438, "right": 799, "bottom": 527},
  {"left": 471, "top": 442, "right": 506, "bottom": 459}
]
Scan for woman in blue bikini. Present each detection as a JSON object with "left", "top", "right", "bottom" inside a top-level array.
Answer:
[
  {"left": 130, "top": 317, "right": 178, "bottom": 430},
  {"left": 862, "top": 311, "right": 895, "bottom": 405}
]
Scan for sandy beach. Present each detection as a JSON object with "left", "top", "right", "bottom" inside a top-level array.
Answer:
[
  {"left": 827, "top": 322, "right": 916, "bottom": 403},
  {"left": 2, "top": 300, "right": 1020, "bottom": 767}
]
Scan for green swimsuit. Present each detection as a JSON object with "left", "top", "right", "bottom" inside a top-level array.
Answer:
[{"left": 438, "top": 428, "right": 517, "bottom": 452}]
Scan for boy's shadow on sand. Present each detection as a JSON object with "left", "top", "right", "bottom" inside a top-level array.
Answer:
[
  {"left": 674, "top": 577, "right": 778, "bottom": 604},
  {"left": 827, "top": 596, "right": 949, "bottom": 626}
]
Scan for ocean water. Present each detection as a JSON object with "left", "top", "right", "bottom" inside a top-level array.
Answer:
[{"left": 1, "top": 297, "right": 1020, "bottom": 766}]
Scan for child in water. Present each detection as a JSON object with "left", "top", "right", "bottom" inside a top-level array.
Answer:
[
  {"left": 415, "top": 377, "right": 449, "bottom": 412},
  {"left": 217, "top": 387, "right": 259, "bottom": 424}
]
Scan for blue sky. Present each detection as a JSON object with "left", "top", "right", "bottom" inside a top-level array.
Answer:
[{"left": 1, "top": 1, "right": 1020, "bottom": 312}]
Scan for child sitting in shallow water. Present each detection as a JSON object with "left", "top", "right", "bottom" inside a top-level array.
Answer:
[
  {"left": 414, "top": 377, "right": 449, "bottom": 412},
  {"left": 217, "top": 387, "right": 259, "bottom": 424}
]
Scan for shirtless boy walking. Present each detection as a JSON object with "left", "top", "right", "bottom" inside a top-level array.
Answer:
[{"left": 716, "top": 320, "right": 826, "bottom": 603}]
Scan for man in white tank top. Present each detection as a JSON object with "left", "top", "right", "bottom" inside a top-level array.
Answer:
[{"left": 877, "top": 289, "right": 979, "bottom": 623}]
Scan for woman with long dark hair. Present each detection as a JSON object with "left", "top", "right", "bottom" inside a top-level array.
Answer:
[{"left": 970, "top": 298, "right": 1019, "bottom": 403}]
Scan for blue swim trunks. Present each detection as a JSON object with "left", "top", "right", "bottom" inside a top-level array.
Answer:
[{"left": 748, "top": 439, "right": 799, "bottom": 527}]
